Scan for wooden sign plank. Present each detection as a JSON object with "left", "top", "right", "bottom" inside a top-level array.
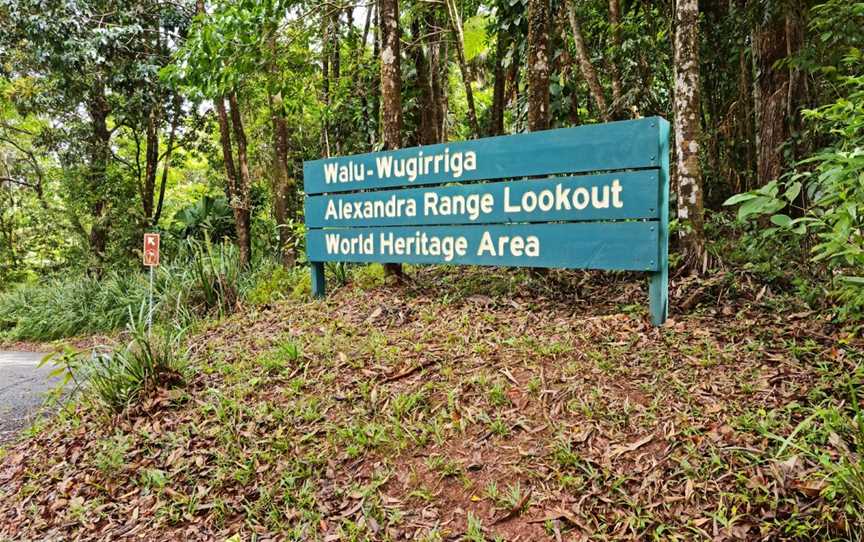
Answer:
[
  {"left": 304, "top": 118, "right": 665, "bottom": 195},
  {"left": 305, "top": 171, "right": 659, "bottom": 228},
  {"left": 306, "top": 222, "right": 660, "bottom": 271}
]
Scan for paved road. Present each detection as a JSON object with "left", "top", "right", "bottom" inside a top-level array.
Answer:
[{"left": 0, "top": 351, "right": 59, "bottom": 445}]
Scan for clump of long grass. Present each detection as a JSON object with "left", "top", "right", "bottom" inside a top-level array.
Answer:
[
  {"left": 85, "top": 306, "right": 186, "bottom": 412},
  {"left": 0, "top": 239, "right": 254, "bottom": 341},
  {"left": 0, "top": 272, "right": 148, "bottom": 340},
  {"left": 41, "top": 304, "right": 187, "bottom": 412}
]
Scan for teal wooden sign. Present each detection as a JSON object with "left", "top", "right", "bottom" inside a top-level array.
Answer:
[{"left": 304, "top": 117, "right": 670, "bottom": 325}]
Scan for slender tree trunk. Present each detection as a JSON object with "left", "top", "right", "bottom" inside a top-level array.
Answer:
[
  {"left": 737, "top": 47, "right": 755, "bottom": 192},
  {"left": 607, "top": 0, "right": 624, "bottom": 116},
  {"left": 331, "top": 10, "right": 341, "bottom": 81},
  {"left": 412, "top": 19, "right": 437, "bottom": 145},
  {"left": 266, "top": 28, "right": 296, "bottom": 268},
  {"left": 674, "top": 0, "right": 706, "bottom": 271},
  {"left": 227, "top": 93, "right": 252, "bottom": 268},
  {"left": 359, "top": 3, "right": 374, "bottom": 143},
  {"left": 372, "top": 4, "right": 381, "bottom": 146},
  {"left": 429, "top": 7, "right": 447, "bottom": 142},
  {"left": 490, "top": 32, "right": 508, "bottom": 136},
  {"left": 215, "top": 98, "right": 236, "bottom": 200},
  {"left": 87, "top": 79, "right": 111, "bottom": 271},
  {"left": 506, "top": 45, "right": 519, "bottom": 118},
  {"left": 566, "top": 3, "right": 610, "bottom": 121},
  {"left": 331, "top": 9, "right": 342, "bottom": 155},
  {"left": 753, "top": 7, "right": 804, "bottom": 187},
  {"left": 425, "top": 7, "right": 445, "bottom": 143},
  {"left": 153, "top": 96, "right": 180, "bottom": 226},
  {"left": 379, "top": 0, "right": 404, "bottom": 277},
  {"left": 142, "top": 109, "right": 159, "bottom": 223},
  {"left": 527, "top": 0, "right": 551, "bottom": 131},
  {"left": 444, "top": 0, "right": 481, "bottom": 138},
  {"left": 321, "top": 15, "right": 332, "bottom": 157},
  {"left": 270, "top": 91, "right": 295, "bottom": 267}
]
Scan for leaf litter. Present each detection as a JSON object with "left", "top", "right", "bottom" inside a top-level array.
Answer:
[{"left": 0, "top": 266, "right": 861, "bottom": 541}]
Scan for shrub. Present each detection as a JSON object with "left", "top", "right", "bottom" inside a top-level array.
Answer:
[
  {"left": 0, "top": 238, "right": 248, "bottom": 341},
  {"left": 185, "top": 237, "right": 241, "bottom": 314},
  {"left": 724, "top": 75, "right": 864, "bottom": 318},
  {"left": 242, "top": 261, "right": 307, "bottom": 306},
  {"left": 0, "top": 272, "right": 148, "bottom": 341},
  {"left": 352, "top": 263, "right": 386, "bottom": 290}
]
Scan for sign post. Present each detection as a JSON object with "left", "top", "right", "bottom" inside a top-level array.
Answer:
[
  {"left": 303, "top": 117, "right": 670, "bottom": 325},
  {"left": 143, "top": 233, "right": 160, "bottom": 333}
]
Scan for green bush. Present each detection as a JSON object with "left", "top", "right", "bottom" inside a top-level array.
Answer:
[
  {"left": 242, "top": 261, "right": 307, "bottom": 306},
  {"left": 0, "top": 239, "right": 250, "bottom": 341},
  {"left": 352, "top": 263, "right": 386, "bottom": 290},
  {"left": 724, "top": 75, "right": 864, "bottom": 318},
  {"left": 0, "top": 272, "right": 148, "bottom": 340}
]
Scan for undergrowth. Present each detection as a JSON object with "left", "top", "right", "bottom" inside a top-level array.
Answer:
[{"left": 0, "top": 239, "right": 308, "bottom": 342}]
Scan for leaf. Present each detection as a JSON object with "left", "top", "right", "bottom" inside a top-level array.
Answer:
[
  {"left": 784, "top": 182, "right": 802, "bottom": 202},
  {"left": 608, "top": 434, "right": 653, "bottom": 460},
  {"left": 770, "top": 214, "right": 792, "bottom": 228},
  {"left": 723, "top": 192, "right": 758, "bottom": 206},
  {"left": 463, "top": 15, "right": 490, "bottom": 61},
  {"left": 737, "top": 196, "right": 779, "bottom": 221}
]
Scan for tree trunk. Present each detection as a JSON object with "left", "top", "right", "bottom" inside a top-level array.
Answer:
[
  {"left": 445, "top": 0, "right": 481, "bottom": 138},
  {"left": 330, "top": 9, "right": 342, "bottom": 155},
  {"left": 227, "top": 93, "right": 252, "bottom": 268},
  {"left": 359, "top": 3, "right": 374, "bottom": 143},
  {"left": 736, "top": 47, "right": 755, "bottom": 193},
  {"left": 153, "top": 96, "right": 180, "bottom": 227},
  {"left": 429, "top": 7, "right": 447, "bottom": 142},
  {"left": 142, "top": 108, "right": 159, "bottom": 223},
  {"left": 607, "top": 0, "right": 624, "bottom": 116},
  {"left": 412, "top": 18, "right": 437, "bottom": 145},
  {"left": 490, "top": 32, "right": 508, "bottom": 136},
  {"left": 566, "top": 3, "right": 610, "bottom": 122},
  {"left": 753, "top": 8, "right": 804, "bottom": 187},
  {"left": 87, "top": 79, "right": 111, "bottom": 271},
  {"left": 270, "top": 91, "right": 295, "bottom": 268},
  {"left": 674, "top": 0, "right": 706, "bottom": 272},
  {"left": 379, "top": 0, "right": 403, "bottom": 277},
  {"left": 215, "top": 97, "right": 237, "bottom": 202},
  {"left": 506, "top": 45, "right": 519, "bottom": 119},
  {"left": 527, "top": 0, "right": 551, "bottom": 132}
]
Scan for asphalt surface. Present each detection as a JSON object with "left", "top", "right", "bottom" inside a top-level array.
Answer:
[{"left": 0, "top": 351, "right": 59, "bottom": 445}]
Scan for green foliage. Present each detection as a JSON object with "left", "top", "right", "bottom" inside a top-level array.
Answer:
[
  {"left": 0, "top": 272, "right": 148, "bottom": 340},
  {"left": 243, "top": 262, "right": 306, "bottom": 306},
  {"left": 352, "top": 263, "right": 386, "bottom": 290},
  {"left": 0, "top": 239, "right": 256, "bottom": 341},
  {"left": 724, "top": 75, "right": 864, "bottom": 317},
  {"left": 187, "top": 237, "right": 241, "bottom": 314},
  {"left": 172, "top": 195, "right": 235, "bottom": 241},
  {"left": 72, "top": 307, "right": 186, "bottom": 412},
  {"left": 463, "top": 15, "right": 490, "bottom": 61}
]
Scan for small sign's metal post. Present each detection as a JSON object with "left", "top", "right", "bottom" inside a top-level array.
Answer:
[
  {"left": 148, "top": 265, "right": 154, "bottom": 334},
  {"left": 142, "top": 232, "right": 160, "bottom": 333}
]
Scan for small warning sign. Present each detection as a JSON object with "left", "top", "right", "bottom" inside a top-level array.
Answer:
[{"left": 143, "top": 233, "right": 160, "bottom": 267}]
